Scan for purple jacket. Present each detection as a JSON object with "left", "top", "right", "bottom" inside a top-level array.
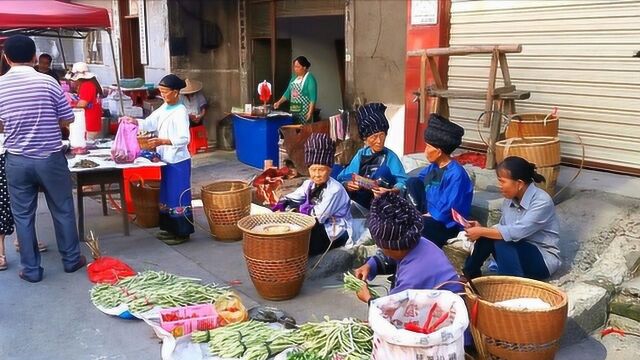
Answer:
[{"left": 367, "top": 237, "right": 461, "bottom": 294}]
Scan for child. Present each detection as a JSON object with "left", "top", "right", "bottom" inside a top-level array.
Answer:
[
  {"left": 405, "top": 113, "right": 474, "bottom": 248},
  {"left": 127, "top": 74, "right": 194, "bottom": 244},
  {"left": 336, "top": 103, "right": 407, "bottom": 215},
  {"left": 354, "top": 193, "right": 461, "bottom": 303},
  {"left": 272, "top": 133, "right": 352, "bottom": 256}
]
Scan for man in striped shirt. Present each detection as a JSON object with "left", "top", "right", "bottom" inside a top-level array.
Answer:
[{"left": 0, "top": 35, "right": 85, "bottom": 283}]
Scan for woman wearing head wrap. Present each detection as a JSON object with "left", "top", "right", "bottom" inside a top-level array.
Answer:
[
  {"left": 405, "top": 113, "right": 474, "bottom": 248},
  {"left": 463, "top": 156, "right": 561, "bottom": 280},
  {"left": 126, "top": 74, "right": 194, "bottom": 244},
  {"left": 336, "top": 103, "right": 408, "bottom": 213},
  {"left": 353, "top": 193, "right": 461, "bottom": 303},
  {"left": 272, "top": 133, "right": 352, "bottom": 255}
]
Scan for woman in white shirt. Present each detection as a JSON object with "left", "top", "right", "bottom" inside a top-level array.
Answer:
[{"left": 127, "top": 74, "right": 194, "bottom": 244}]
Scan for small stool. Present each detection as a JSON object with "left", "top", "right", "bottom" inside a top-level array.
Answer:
[{"left": 189, "top": 125, "right": 208, "bottom": 155}]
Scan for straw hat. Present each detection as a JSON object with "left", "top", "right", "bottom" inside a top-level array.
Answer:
[
  {"left": 180, "top": 79, "right": 203, "bottom": 94},
  {"left": 65, "top": 62, "right": 96, "bottom": 81}
]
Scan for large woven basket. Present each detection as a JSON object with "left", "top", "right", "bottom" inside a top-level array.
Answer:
[
  {"left": 201, "top": 181, "right": 251, "bottom": 241},
  {"left": 129, "top": 179, "right": 160, "bottom": 228},
  {"left": 465, "top": 276, "right": 568, "bottom": 360},
  {"left": 536, "top": 165, "right": 560, "bottom": 197},
  {"left": 237, "top": 213, "right": 316, "bottom": 300},
  {"left": 494, "top": 136, "right": 560, "bottom": 168},
  {"left": 505, "top": 113, "right": 559, "bottom": 139}
]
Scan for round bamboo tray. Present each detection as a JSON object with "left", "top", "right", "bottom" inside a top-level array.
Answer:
[
  {"left": 129, "top": 179, "right": 160, "bottom": 228},
  {"left": 201, "top": 181, "right": 251, "bottom": 242},
  {"left": 494, "top": 136, "right": 560, "bottom": 168},
  {"left": 237, "top": 213, "right": 316, "bottom": 300},
  {"left": 536, "top": 165, "right": 560, "bottom": 197},
  {"left": 465, "top": 276, "right": 568, "bottom": 360},
  {"left": 506, "top": 113, "right": 559, "bottom": 139}
]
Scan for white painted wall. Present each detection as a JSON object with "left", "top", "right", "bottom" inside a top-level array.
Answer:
[
  {"left": 385, "top": 104, "right": 405, "bottom": 157},
  {"left": 278, "top": 16, "right": 345, "bottom": 118}
]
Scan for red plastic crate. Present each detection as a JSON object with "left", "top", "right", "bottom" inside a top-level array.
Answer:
[
  {"left": 160, "top": 304, "right": 219, "bottom": 338},
  {"left": 122, "top": 167, "right": 162, "bottom": 214}
]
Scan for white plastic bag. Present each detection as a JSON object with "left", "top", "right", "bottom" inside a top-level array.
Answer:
[{"left": 369, "top": 289, "right": 469, "bottom": 360}]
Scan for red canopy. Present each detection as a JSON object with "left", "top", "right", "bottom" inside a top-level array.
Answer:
[{"left": 0, "top": 0, "right": 111, "bottom": 30}]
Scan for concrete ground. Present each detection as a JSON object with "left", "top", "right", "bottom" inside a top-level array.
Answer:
[{"left": 1, "top": 151, "right": 638, "bottom": 359}]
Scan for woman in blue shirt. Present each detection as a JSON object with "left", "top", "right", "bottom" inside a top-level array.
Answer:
[
  {"left": 406, "top": 114, "right": 473, "bottom": 248},
  {"left": 463, "top": 156, "right": 561, "bottom": 280},
  {"left": 336, "top": 103, "right": 407, "bottom": 213}
]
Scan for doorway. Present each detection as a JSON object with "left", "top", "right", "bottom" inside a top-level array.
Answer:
[
  {"left": 252, "top": 38, "right": 293, "bottom": 106},
  {"left": 118, "top": 0, "right": 145, "bottom": 79}
]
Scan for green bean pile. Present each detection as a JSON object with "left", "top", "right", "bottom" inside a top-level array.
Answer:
[
  {"left": 192, "top": 320, "right": 304, "bottom": 360},
  {"left": 343, "top": 272, "right": 380, "bottom": 299},
  {"left": 286, "top": 350, "right": 328, "bottom": 360},
  {"left": 89, "top": 271, "right": 233, "bottom": 314},
  {"left": 299, "top": 318, "right": 373, "bottom": 360}
]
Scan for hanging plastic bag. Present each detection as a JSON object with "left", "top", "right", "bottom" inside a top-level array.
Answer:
[
  {"left": 111, "top": 117, "right": 141, "bottom": 163},
  {"left": 369, "top": 289, "right": 469, "bottom": 360}
]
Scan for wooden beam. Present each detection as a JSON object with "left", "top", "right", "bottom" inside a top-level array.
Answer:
[
  {"left": 407, "top": 44, "right": 522, "bottom": 57},
  {"left": 498, "top": 53, "right": 512, "bottom": 86}
]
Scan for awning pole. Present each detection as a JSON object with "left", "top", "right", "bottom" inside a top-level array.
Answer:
[
  {"left": 57, "top": 29, "right": 68, "bottom": 70},
  {"left": 107, "top": 29, "right": 125, "bottom": 116}
]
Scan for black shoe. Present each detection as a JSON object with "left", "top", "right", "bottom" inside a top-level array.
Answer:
[
  {"left": 19, "top": 271, "right": 43, "bottom": 283},
  {"left": 64, "top": 255, "right": 87, "bottom": 273}
]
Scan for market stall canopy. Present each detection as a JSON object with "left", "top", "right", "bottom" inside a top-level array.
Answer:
[{"left": 0, "top": 0, "right": 111, "bottom": 31}]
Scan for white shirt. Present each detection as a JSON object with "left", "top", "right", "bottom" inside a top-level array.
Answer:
[
  {"left": 284, "top": 177, "right": 352, "bottom": 240},
  {"left": 179, "top": 92, "right": 207, "bottom": 116},
  {"left": 139, "top": 103, "right": 190, "bottom": 164}
]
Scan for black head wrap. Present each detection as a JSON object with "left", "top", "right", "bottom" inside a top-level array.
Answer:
[
  {"left": 159, "top": 74, "right": 187, "bottom": 91},
  {"left": 368, "top": 193, "right": 423, "bottom": 251},
  {"left": 424, "top": 113, "right": 465, "bottom": 154}
]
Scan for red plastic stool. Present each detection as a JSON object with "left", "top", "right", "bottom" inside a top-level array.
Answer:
[{"left": 188, "top": 125, "right": 208, "bottom": 155}]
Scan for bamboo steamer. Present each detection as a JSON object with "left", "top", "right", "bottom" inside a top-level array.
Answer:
[
  {"left": 505, "top": 113, "right": 559, "bottom": 139},
  {"left": 494, "top": 136, "right": 560, "bottom": 168},
  {"left": 201, "top": 181, "right": 251, "bottom": 242}
]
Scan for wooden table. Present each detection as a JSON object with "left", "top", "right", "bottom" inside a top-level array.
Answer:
[{"left": 68, "top": 149, "right": 165, "bottom": 241}]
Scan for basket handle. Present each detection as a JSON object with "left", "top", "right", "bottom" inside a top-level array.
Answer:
[
  {"left": 552, "top": 132, "right": 585, "bottom": 201},
  {"left": 129, "top": 173, "right": 146, "bottom": 188},
  {"left": 475, "top": 110, "right": 511, "bottom": 149}
]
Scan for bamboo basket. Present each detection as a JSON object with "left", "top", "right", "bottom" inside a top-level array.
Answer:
[
  {"left": 129, "top": 179, "right": 160, "bottom": 228},
  {"left": 237, "top": 213, "right": 316, "bottom": 300},
  {"left": 201, "top": 181, "right": 251, "bottom": 242},
  {"left": 536, "top": 165, "right": 560, "bottom": 197},
  {"left": 137, "top": 135, "right": 156, "bottom": 151},
  {"left": 494, "top": 136, "right": 560, "bottom": 168},
  {"left": 465, "top": 276, "right": 568, "bottom": 360},
  {"left": 505, "top": 113, "right": 559, "bottom": 139}
]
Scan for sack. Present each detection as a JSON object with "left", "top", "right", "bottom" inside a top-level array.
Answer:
[
  {"left": 253, "top": 167, "right": 303, "bottom": 207},
  {"left": 87, "top": 256, "right": 136, "bottom": 284},
  {"left": 369, "top": 289, "right": 469, "bottom": 360},
  {"left": 111, "top": 118, "right": 141, "bottom": 163}
]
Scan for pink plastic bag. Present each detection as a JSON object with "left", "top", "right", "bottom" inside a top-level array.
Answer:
[{"left": 111, "top": 118, "right": 141, "bottom": 163}]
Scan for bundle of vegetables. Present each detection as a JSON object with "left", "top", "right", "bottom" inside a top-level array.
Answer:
[
  {"left": 89, "top": 271, "right": 233, "bottom": 314},
  {"left": 192, "top": 320, "right": 304, "bottom": 360},
  {"left": 286, "top": 350, "right": 328, "bottom": 360},
  {"left": 299, "top": 318, "right": 373, "bottom": 360},
  {"left": 342, "top": 272, "right": 380, "bottom": 299}
]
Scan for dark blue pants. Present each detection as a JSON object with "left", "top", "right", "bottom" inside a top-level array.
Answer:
[
  {"left": 463, "top": 237, "right": 550, "bottom": 280},
  {"left": 5, "top": 151, "right": 82, "bottom": 280},
  {"left": 406, "top": 177, "right": 459, "bottom": 248}
]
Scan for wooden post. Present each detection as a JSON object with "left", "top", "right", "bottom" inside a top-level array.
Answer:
[
  {"left": 484, "top": 49, "right": 501, "bottom": 169},
  {"left": 419, "top": 54, "right": 427, "bottom": 124}
]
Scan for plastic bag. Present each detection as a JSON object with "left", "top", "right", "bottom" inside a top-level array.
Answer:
[
  {"left": 369, "top": 289, "right": 469, "bottom": 360},
  {"left": 111, "top": 118, "right": 141, "bottom": 163},
  {"left": 87, "top": 256, "right": 136, "bottom": 284},
  {"left": 214, "top": 294, "right": 248, "bottom": 326}
]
